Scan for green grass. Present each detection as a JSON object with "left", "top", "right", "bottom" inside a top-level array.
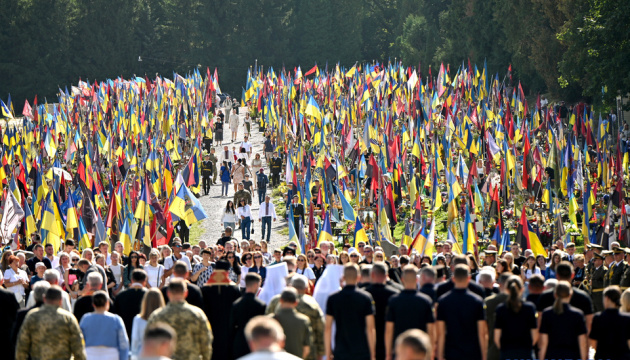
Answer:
[
  {"left": 278, "top": 227, "right": 289, "bottom": 236},
  {"left": 189, "top": 222, "right": 205, "bottom": 245}
]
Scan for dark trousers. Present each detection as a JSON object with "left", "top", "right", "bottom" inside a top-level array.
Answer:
[
  {"left": 241, "top": 217, "right": 251, "bottom": 240},
  {"left": 271, "top": 173, "right": 280, "bottom": 187},
  {"left": 261, "top": 217, "right": 272, "bottom": 242},
  {"left": 257, "top": 188, "right": 266, "bottom": 204},
  {"left": 202, "top": 175, "right": 211, "bottom": 195}
]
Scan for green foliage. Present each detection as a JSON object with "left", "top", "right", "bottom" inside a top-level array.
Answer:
[{"left": 0, "top": 0, "right": 624, "bottom": 109}]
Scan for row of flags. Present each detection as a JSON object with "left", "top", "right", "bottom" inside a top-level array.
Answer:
[
  {"left": 243, "top": 59, "right": 629, "bottom": 258},
  {"left": 0, "top": 69, "right": 219, "bottom": 254}
]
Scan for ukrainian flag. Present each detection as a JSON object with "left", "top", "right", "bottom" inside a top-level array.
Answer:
[
  {"left": 23, "top": 199, "right": 37, "bottom": 238},
  {"left": 305, "top": 94, "right": 321, "bottom": 120},
  {"left": 317, "top": 211, "right": 333, "bottom": 246},
  {"left": 120, "top": 217, "right": 132, "bottom": 255},
  {"left": 77, "top": 217, "right": 92, "bottom": 251},
  {"left": 169, "top": 182, "right": 208, "bottom": 226},
  {"left": 354, "top": 217, "right": 369, "bottom": 247},
  {"left": 338, "top": 189, "right": 356, "bottom": 222},
  {"left": 463, "top": 205, "right": 476, "bottom": 255}
]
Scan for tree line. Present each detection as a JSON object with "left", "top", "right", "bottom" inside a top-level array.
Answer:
[{"left": 0, "top": 0, "right": 627, "bottom": 110}]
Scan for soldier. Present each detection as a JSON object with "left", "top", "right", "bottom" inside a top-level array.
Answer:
[
  {"left": 209, "top": 148, "right": 219, "bottom": 185},
  {"left": 607, "top": 247, "right": 627, "bottom": 286},
  {"left": 266, "top": 275, "right": 325, "bottom": 360},
  {"left": 201, "top": 153, "right": 213, "bottom": 196},
  {"left": 291, "top": 195, "right": 305, "bottom": 235},
  {"left": 590, "top": 252, "right": 607, "bottom": 312},
  {"left": 147, "top": 278, "right": 213, "bottom": 360},
  {"left": 233, "top": 183, "right": 253, "bottom": 207},
  {"left": 620, "top": 248, "right": 630, "bottom": 291},
  {"left": 272, "top": 287, "right": 313, "bottom": 359},
  {"left": 269, "top": 151, "right": 283, "bottom": 188},
  {"left": 16, "top": 286, "right": 86, "bottom": 360}
]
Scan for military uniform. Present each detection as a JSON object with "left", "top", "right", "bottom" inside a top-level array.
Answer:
[
  {"left": 272, "top": 307, "right": 313, "bottom": 358},
  {"left": 620, "top": 265, "right": 630, "bottom": 290},
  {"left": 147, "top": 301, "right": 213, "bottom": 360},
  {"left": 591, "top": 264, "right": 607, "bottom": 312},
  {"left": 270, "top": 156, "right": 282, "bottom": 187},
  {"left": 292, "top": 201, "right": 305, "bottom": 234},
  {"left": 202, "top": 158, "right": 214, "bottom": 195},
  {"left": 266, "top": 293, "right": 324, "bottom": 360},
  {"left": 605, "top": 261, "right": 626, "bottom": 287},
  {"left": 16, "top": 304, "right": 87, "bottom": 360},
  {"left": 209, "top": 152, "right": 219, "bottom": 184},
  {"left": 233, "top": 189, "right": 252, "bottom": 206}
]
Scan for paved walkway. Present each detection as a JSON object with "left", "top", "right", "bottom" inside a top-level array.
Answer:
[{"left": 195, "top": 108, "right": 288, "bottom": 250}]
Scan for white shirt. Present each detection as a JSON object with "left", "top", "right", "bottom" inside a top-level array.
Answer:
[
  {"left": 237, "top": 205, "right": 252, "bottom": 219},
  {"left": 259, "top": 201, "right": 277, "bottom": 219},
  {"left": 144, "top": 263, "right": 164, "bottom": 288},
  {"left": 46, "top": 255, "right": 60, "bottom": 269},
  {"left": 222, "top": 209, "right": 238, "bottom": 223},
  {"left": 109, "top": 263, "right": 124, "bottom": 286},
  {"left": 219, "top": 150, "right": 234, "bottom": 163},
  {"left": 296, "top": 266, "right": 316, "bottom": 280},
  {"left": 238, "top": 351, "right": 302, "bottom": 360},
  {"left": 4, "top": 268, "right": 28, "bottom": 297},
  {"left": 131, "top": 315, "right": 148, "bottom": 358},
  {"left": 240, "top": 141, "right": 252, "bottom": 153},
  {"left": 164, "top": 254, "right": 192, "bottom": 279},
  {"left": 26, "top": 286, "right": 72, "bottom": 311}
]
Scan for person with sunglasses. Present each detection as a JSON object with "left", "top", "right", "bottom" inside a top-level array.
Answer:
[
  {"left": 163, "top": 239, "right": 192, "bottom": 280},
  {"left": 239, "top": 253, "right": 254, "bottom": 292},
  {"left": 123, "top": 251, "right": 144, "bottom": 289},
  {"left": 248, "top": 251, "right": 267, "bottom": 286}
]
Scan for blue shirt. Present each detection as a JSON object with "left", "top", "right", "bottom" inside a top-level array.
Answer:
[{"left": 80, "top": 312, "right": 129, "bottom": 360}]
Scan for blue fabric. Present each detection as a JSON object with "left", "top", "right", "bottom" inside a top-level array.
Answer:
[
  {"left": 261, "top": 217, "right": 272, "bottom": 242},
  {"left": 220, "top": 166, "right": 231, "bottom": 182},
  {"left": 241, "top": 216, "right": 251, "bottom": 239},
  {"left": 80, "top": 312, "right": 129, "bottom": 360}
]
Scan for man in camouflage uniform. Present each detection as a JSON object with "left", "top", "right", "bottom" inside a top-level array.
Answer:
[
  {"left": 16, "top": 286, "right": 86, "bottom": 360},
  {"left": 590, "top": 252, "right": 607, "bottom": 312},
  {"left": 266, "top": 274, "right": 325, "bottom": 360},
  {"left": 147, "top": 278, "right": 213, "bottom": 360},
  {"left": 209, "top": 148, "right": 219, "bottom": 185},
  {"left": 233, "top": 183, "right": 252, "bottom": 206}
]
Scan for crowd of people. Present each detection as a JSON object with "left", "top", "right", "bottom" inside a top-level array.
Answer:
[
  {"left": 4, "top": 235, "right": 630, "bottom": 359},
  {"left": 0, "top": 58, "right": 629, "bottom": 360}
]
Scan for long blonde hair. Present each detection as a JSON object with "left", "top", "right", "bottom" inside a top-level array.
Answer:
[{"left": 140, "top": 288, "right": 165, "bottom": 320}]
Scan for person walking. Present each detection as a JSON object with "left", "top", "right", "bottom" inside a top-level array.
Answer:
[
  {"left": 214, "top": 113, "right": 224, "bottom": 146},
  {"left": 230, "top": 108, "right": 239, "bottom": 142},
  {"left": 589, "top": 286, "right": 630, "bottom": 360},
  {"left": 436, "top": 264, "right": 487, "bottom": 360},
  {"left": 202, "top": 153, "right": 214, "bottom": 195},
  {"left": 269, "top": 151, "right": 282, "bottom": 188},
  {"left": 238, "top": 198, "right": 253, "bottom": 240},
  {"left": 209, "top": 148, "right": 219, "bottom": 185},
  {"left": 130, "top": 289, "right": 165, "bottom": 359},
  {"left": 80, "top": 290, "right": 130, "bottom": 360},
  {"left": 385, "top": 265, "right": 434, "bottom": 360},
  {"left": 238, "top": 316, "right": 302, "bottom": 360},
  {"left": 256, "top": 168, "right": 269, "bottom": 204},
  {"left": 494, "top": 276, "right": 538, "bottom": 360},
  {"left": 220, "top": 161, "right": 232, "bottom": 196},
  {"left": 365, "top": 262, "right": 400, "bottom": 360},
  {"left": 273, "top": 288, "right": 313, "bottom": 359},
  {"left": 259, "top": 195, "right": 277, "bottom": 243},
  {"left": 538, "top": 281, "right": 588, "bottom": 360},
  {"left": 222, "top": 201, "right": 238, "bottom": 231},
  {"left": 16, "top": 286, "right": 87, "bottom": 360},
  {"left": 112, "top": 269, "right": 148, "bottom": 340},
  {"left": 147, "top": 278, "right": 213, "bottom": 360},
  {"left": 230, "top": 273, "right": 266, "bottom": 359},
  {"left": 325, "top": 263, "right": 376, "bottom": 360}
]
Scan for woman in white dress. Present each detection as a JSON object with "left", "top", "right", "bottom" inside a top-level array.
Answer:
[
  {"left": 144, "top": 249, "right": 165, "bottom": 288},
  {"left": 229, "top": 109, "right": 239, "bottom": 142}
]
